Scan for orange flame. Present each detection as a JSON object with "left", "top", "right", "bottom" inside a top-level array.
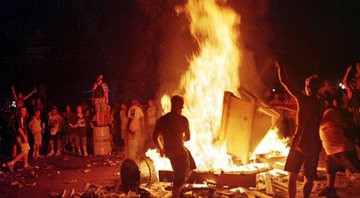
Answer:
[{"left": 147, "top": 0, "right": 288, "bottom": 172}]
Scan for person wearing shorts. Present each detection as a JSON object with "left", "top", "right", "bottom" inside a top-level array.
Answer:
[
  {"left": 318, "top": 98, "right": 360, "bottom": 197},
  {"left": 92, "top": 74, "right": 108, "bottom": 126},
  {"left": 276, "top": 61, "right": 324, "bottom": 198},
  {"left": 70, "top": 106, "right": 90, "bottom": 157},
  {"left": 28, "top": 110, "right": 43, "bottom": 159},
  {"left": 47, "top": 106, "right": 64, "bottom": 157},
  {"left": 153, "top": 95, "right": 193, "bottom": 198},
  {"left": 5, "top": 107, "right": 31, "bottom": 172}
]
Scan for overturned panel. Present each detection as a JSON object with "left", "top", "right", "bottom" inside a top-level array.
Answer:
[{"left": 218, "top": 90, "right": 279, "bottom": 164}]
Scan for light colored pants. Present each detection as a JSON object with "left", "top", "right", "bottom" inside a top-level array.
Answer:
[{"left": 126, "top": 130, "right": 144, "bottom": 161}]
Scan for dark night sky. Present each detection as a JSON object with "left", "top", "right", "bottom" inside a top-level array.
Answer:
[{"left": 1, "top": 0, "right": 360, "bottom": 107}]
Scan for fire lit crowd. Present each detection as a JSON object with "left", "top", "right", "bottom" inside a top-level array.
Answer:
[
  {"left": 1, "top": 62, "right": 360, "bottom": 198},
  {"left": 272, "top": 62, "right": 360, "bottom": 198},
  {"left": 0, "top": 74, "right": 157, "bottom": 173}
]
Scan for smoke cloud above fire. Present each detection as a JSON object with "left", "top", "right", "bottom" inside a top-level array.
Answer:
[{"left": 137, "top": 0, "right": 274, "bottom": 100}]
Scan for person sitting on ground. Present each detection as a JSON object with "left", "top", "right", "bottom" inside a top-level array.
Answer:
[
  {"left": 153, "top": 95, "right": 192, "bottom": 198},
  {"left": 318, "top": 94, "right": 360, "bottom": 197},
  {"left": 47, "top": 106, "right": 64, "bottom": 157},
  {"left": 5, "top": 107, "right": 31, "bottom": 172},
  {"left": 11, "top": 85, "right": 36, "bottom": 108},
  {"left": 28, "top": 110, "right": 44, "bottom": 159},
  {"left": 276, "top": 61, "right": 325, "bottom": 198}
]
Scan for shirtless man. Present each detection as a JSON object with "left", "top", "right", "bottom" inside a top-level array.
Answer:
[{"left": 276, "top": 61, "right": 324, "bottom": 198}]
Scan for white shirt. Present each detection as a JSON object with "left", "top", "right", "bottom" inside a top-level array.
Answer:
[
  {"left": 319, "top": 108, "right": 355, "bottom": 155},
  {"left": 127, "top": 105, "right": 144, "bottom": 132}
]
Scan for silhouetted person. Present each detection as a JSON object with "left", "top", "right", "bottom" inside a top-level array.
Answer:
[
  {"left": 92, "top": 74, "right": 109, "bottom": 126},
  {"left": 11, "top": 85, "right": 36, "bottom": 108},
  {"left": 153, "top": 95, "right": 191, "bottom": 198},
  {"left": 5, "top": 107, "right": 31, "bottom": 172},
  {"left": 276, "top": 61, "right": 324, "bottom": 198}
]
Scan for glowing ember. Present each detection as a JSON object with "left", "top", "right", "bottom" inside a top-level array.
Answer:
[{"left": 251, "top": 128, "right": 290, "bottom": 159}]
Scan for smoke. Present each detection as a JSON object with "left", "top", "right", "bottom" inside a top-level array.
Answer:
[
  {"left": 231, "top": 0, "right": 275, "bottom": 98},
  {"left": 136, "top": 0, "right": 192, "bottom": 102},
  {"left": 137, "top": 0, "right": 274, "bottom": 101}
]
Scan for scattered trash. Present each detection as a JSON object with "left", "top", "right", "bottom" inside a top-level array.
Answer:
[
  {"left": 27, "top": 182, "right": 37, "bottom": 187},
  {"left": 34, "top": 165, "right": 40, "bottom": 169},
  {"left": 86, "top": 164, "right": 91, "bottom": 167},
  {"left": 56, "top": 171, "right": 61, "bottom": 175},
  {"left": 10, "top": 181, "right": 22, "bottom": 188},
  {"left": 83, "top": 182, "right": 91, "bottom": 190},
  {"left": 83, "top": 169, "right": 91, "bottom": 173},
  {"left": 68, "top": 179, "right": 77, "bottom": 183},
  {"left": 50, "top": 192, "right": 59, "bottom": 197}
]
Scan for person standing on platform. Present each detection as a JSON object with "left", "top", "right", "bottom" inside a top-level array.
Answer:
[{"left": 92, "top": 74, "right": 109, "bottom": 126}]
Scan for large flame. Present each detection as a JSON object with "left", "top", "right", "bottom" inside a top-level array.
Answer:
[{"left": 147, "top": 0, "right": 288, "bottom": 172}]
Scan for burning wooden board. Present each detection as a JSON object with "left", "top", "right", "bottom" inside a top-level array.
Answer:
[
  {"left": 159, "top": 166, "right": 272, "bottom": 188},
  {"left": 219, "top": 90, "right": 279, "bottom": 164}
]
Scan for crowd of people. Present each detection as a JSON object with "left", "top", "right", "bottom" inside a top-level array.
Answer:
[
  {"left": 1, "top": 62, "right": 360, "bottom": 198},
  {"left": 1, "top": 74, "right": 158, "bottom": 173},
  {"left": 274, "top": 62, "right": 360, "bottom": 198}
]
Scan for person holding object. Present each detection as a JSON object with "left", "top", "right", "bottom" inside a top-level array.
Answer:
[
  {"left": 153, "top": 95, "right": 192, "bottom": 198},
  {"left": 275, "top": 61, "right": 325, "bottom": 198}
]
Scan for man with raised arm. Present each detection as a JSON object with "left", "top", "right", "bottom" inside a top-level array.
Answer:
[{"left": 275, "top": 61, "right": 324, "bottom": 198}]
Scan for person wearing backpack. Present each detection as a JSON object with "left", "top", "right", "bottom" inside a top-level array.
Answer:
[{"left": 92, "top": 74, "right": 109, "bottom": 126}]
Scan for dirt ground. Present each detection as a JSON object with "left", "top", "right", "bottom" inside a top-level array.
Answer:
[
  {"left": 0, "top": 149, "right": 123, "bottom": 198},
  {"left": 0, "top": 148, "right": 359, "bottom": 198}
]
